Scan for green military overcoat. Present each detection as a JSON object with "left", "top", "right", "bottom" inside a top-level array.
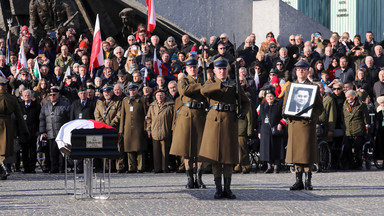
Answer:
[
  {"left": 94, "top": 96, "right": 122, "bottom": 128},
  {"left": 119, "top": 96, "right": 147, "bottom": 152},
  {"left": 283, "top": 79, "right": 324, "bottom": 164},
  {"left": 0, "top": 90, "right": 29, "bottom": 156},
  {"left": 198, "top": 78, "right": 250, "bottom": 164},
  {"left": 170, "top": 76, "right": 206, "bottom": 158}
]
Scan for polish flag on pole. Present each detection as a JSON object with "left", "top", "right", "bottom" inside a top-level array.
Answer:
[
  {"left": 153, "top": 48, "right": 168, "bottom": 77},
  {"left": 146, "top": 0, "right": 156, "bottom": 33},
  {"left": 17, "top": 41, "right": 27, "bottom": 73},
  {"left": 89, "top": 14, "right": 104, "bottom": 71}
]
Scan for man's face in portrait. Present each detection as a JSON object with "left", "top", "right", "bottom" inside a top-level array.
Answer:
[{"left": 294, "top": 89, "right": 309, "bottom": 107}]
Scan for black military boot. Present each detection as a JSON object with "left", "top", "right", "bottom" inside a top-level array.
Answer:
[
  {"left": 290, "top": 172, "right": 304, "bottom": 190},
  {"left": 195, "top": 169, "right": 206, "bottom": 189},
  {"left": 0, "top": 162, "right": 10, "bottom": 180},
  {"left": 223, "top": 177, "right": 236, "bottom": 199},
  {"left": 185, "top": 169, "right": 195, "bottom": 189},
  {"left": 214, "top": 177, "right": 223, "bottom": 199},
  {"left": 304, "top": 172, "right": 313, "bottom": 190}
]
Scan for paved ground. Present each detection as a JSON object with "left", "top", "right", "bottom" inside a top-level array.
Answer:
[{"left": 1, "top": 168, "right": 384, "bottom": 215}]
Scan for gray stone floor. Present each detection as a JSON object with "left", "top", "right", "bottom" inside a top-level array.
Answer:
[{"left": 1, "top": 169, "right": 384, "bottom": 215}]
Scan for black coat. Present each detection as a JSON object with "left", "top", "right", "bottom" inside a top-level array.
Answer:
[
  {"left": 258, "top": 100, "right": 285, "bottom": 162},
  {"left": 19, "top": 100, "right": 41, "bottom": 142},
  {"left": 69, "top": 99, "right": 96, "bottom": 120},
  {"left": 374, "top": 110, "right": 384, "bottom": 159}
]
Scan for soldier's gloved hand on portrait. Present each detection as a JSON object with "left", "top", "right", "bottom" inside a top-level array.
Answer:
[{"left": 221, "top": 80, "right": 236, "bottom": 88}]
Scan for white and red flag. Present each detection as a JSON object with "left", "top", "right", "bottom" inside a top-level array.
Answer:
[
  {"left": 153, "top": 48, "right": 168, "bottom": 76},
  {"left": 146, "top": 0, "right": 156, "bottom": 33},
  {"left": 89, "top": 14, "right": 104, "bottom": 71},
  {"left": 17, "top": 41, "right": 27, "bottom": 73}
]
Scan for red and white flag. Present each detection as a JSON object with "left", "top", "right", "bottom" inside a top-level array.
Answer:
[
  {"left": 89, "top": 14, "right": 104, "bottom": 71},
  {"left": 153, "top": 48, "right": 168, "bottom": 76},
  {"left": 17, "top": 41, "right": 27, "bottom": 73},
  {"left": 146, "top": 0, "right": 156, "bottom": 33}
]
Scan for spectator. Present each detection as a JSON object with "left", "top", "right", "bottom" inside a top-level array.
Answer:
[
  {"left": 54, "top": 45, "right": 75, "bottom": 72},
  {"left": 372, "top": 70, "right": 384, "bottom": 108},
  {"left": 146, "top": 89, "right": 174, "bottom": 173},
  {"left": 342, "top": 90, "right": 369, "bottom": 169},
  {"left": 236, "top": 36, "right": 258, "bottom": 67},
  {"left": 364, "top": 31, "right": 377, "bottom": 55},
  {"left": 260, "top": 32, "right": 281, "bottom": 53},
  {"left": 365, "top": 56, "right": 380, "bottom": 85},
  {"left": 39, "top": 86, "right": 70, "bottom": 173},
  {"left": 373, "top": 45, "right": 384, "bottom": 68},
  {"left": 164, "top": 36, "right": 179, "bottom": 57},
  {"left": 334, "top": 56, "right": 354, "bottom": 84}
]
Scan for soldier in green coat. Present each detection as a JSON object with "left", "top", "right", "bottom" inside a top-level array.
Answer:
[
  {"left": 0, "top": 77, "right": 29, "bottom": 180},
  {"left": 170, "top": 57, "right": 207, "bottom": 189},
  {"left": 199, "top": 57, "right": 250, "bottom": 199}
]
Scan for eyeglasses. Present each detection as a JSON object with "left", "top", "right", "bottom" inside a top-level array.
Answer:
[
  {"left": 21, "top": 73, "right": 28, "bottom": 76},
  {"left": 270, "top": 47, "right": 276, "bottom": 49},
  {"left": 290, "top": 39, "right": 295, "bottom": 41},
  {"left": 220, "top": 37, "right": 226, "bottom": 40},
  {"left": 333, "top": 88, "right": 342, "bottom": 90},
  {"left": 49, "top": 93, "right": 58, "bottom": 96},
  {"left": 267, "top": 35, "right": 272, "bottom": 38},
  {"left": 168, "top": 40, "right": 174, "bottom": 42},
  {"left": 128, "top": 39, "right": 134, "bottom": 41}
]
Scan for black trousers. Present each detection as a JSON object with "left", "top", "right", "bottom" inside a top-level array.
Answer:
[
  {"left": 342, "top": 136, "right": 365, "bottom": 169},
  {"left": 21, "top": 136, "right": 37, "bottom": 172},
  {"left": 48, "top": 139, "right": 64, "bottom": 172}
]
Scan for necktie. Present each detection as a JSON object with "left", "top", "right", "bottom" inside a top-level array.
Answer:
[
  {"left": 81, "top": 101, "right": 85, "bottom": 107},
  {"left": 25, "top": 104, "right": 29, "bottom": 109}
]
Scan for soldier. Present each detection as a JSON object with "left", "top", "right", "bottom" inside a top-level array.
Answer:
[
  {"left": 119, "top": 84, "right": 147, "bottom": 173},
  {"left": 199, "top": 57, "right": 250, "bottom": 199},
  {"left": 282, "top": 60, "right": 324, "bottom": 190},
  {"left": 170, "top": 57, "right": 207, "bottom": 189},
  {"left": 0, "top": 77, "right": 29, "bottom": 180},
  {"left": 39, "top": 86, "right": 70, "bottom": 173}
]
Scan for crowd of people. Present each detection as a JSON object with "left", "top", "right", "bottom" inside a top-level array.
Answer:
[{"left": 1, "top": 23, "right": 384, "bottom": 194}]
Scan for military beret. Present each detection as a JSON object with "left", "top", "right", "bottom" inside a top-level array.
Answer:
[
  {"left": 20, "top": 68, "right": 29, "bottom": 74},
  {"left": 128, "top": 84, "right": 138, "bottom": 90},
  {"left": 102, "top": 85, "right": 114, "bottom": 92},
  {"left": 153, "top": 89, "right": 166, "bottom": 95},
  {"left": 78, "top": 86, "right": 87, "bottom": 92},
  {"left": 49, "top": 88, "right": 60, "bottom": 93},
  {"left": 295, "top": 60, "right": 310, "bottom": 69},
  {"left": 185, "top": 56, "right": 198, "bottom": 67},
  {"left": 213, "top": 57, "right": 228, "bottom": 68},
  {"left": 0, "top": 76, "right": 9, "bottom": 85},
  {"left": 264, "top": 89, "right": 275, "bottom": 97}
]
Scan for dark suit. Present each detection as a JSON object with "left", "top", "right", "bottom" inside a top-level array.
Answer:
[
  {"left": 69, "top": 99, "right": 96, "bottom": 120},
  {"left": 19, "top": 100, "right": 41, "bottom": 172},
  {"left": 76, "top": 74, "right": 91, "bottom": 87}
]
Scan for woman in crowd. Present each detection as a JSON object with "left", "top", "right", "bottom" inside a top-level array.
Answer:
[
  {"left": 164, "top": 36, "right": 179, "bottom": 57},
  {"left": 33, "top": 78, "right": 50, "bottom": 106},
  {"left": 258, "top": 89, "right": 285, "bottom": 173},
  {"left": 327, "top": 57, "right": 340, "bottom": 83},
  {"left": 353, "top": 68, "right": 371, "bottom": 94}
]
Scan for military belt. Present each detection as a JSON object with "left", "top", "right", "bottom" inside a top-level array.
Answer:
[
  {"left": 183, "top": 101, "right": 206, "bottom": 109},
  {"left": 210, "top": 103, "right": 236, "bottom": 112}
]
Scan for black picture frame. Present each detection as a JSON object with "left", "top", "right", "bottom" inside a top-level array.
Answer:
[{"left": 283, "top": 83, "right": 318, "bottom": 119}]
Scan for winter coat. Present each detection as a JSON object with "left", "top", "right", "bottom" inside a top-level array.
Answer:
[
  {"left": 0, "top": 90, "right": 29, "bottom": 156},
  {"left": 119, "top": 96, "right": 147, "bottom": 152},
  {"left": 343, "top": 99, "right": 369, "bottom": 137},
  {"left": 170, "top": 76, "right": 206, "bottom": 158},
  {"left": 258, "top": 100, "right": 285, "bottom": 162},
  {"left": 198, "top": 78, "right": 250, "bottom": 164},
  {"left": 39, "top": 99, "right": 70, "bottom": 140},
  {"left": 54, "top": 54, "right": 75, "bottom": 72},
  {"left": 94, "top": 96, "right": 122, "bottom": 128},
  {"left": 283, "top": 79, "right": 324, "bottom": 164},
  {"left": 146, "top": 98, "right": 174, "bottom": 140},
  {"left": 318, "top": 94, "right": 337, "bottom": 142},
  {"left": 374, "top": 110, "right": 384, "bottom": 159}
]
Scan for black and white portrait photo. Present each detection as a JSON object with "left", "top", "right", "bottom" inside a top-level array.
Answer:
[{"left": 283, "top": 83, "right": 318, "bottom": 118}]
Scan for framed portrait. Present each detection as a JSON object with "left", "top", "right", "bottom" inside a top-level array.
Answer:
[{"left": 283, "top": 83, "right": 319, "bottom": 119}]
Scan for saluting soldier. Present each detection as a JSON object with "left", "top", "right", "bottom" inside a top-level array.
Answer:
[
  {"left": 282, "top": 60, "right": 324, "bottom": 190},
  {"left": 69, "top": 87, "right": 96, "bottom": 120},
  {"left": 170, "top": 56, "right": 207, "bottom": 189},
  {"left": 0, "top": 77, "right": 29, "bottom": 180},
  {"left": 94, "top": 85, "right": 122, "bottom": 129},
  {"left": 199, "top": 57, "right": 250, "bottom": 199},
  {"left": 119, "top": 84, "right": 147, "bottom": 173}
]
